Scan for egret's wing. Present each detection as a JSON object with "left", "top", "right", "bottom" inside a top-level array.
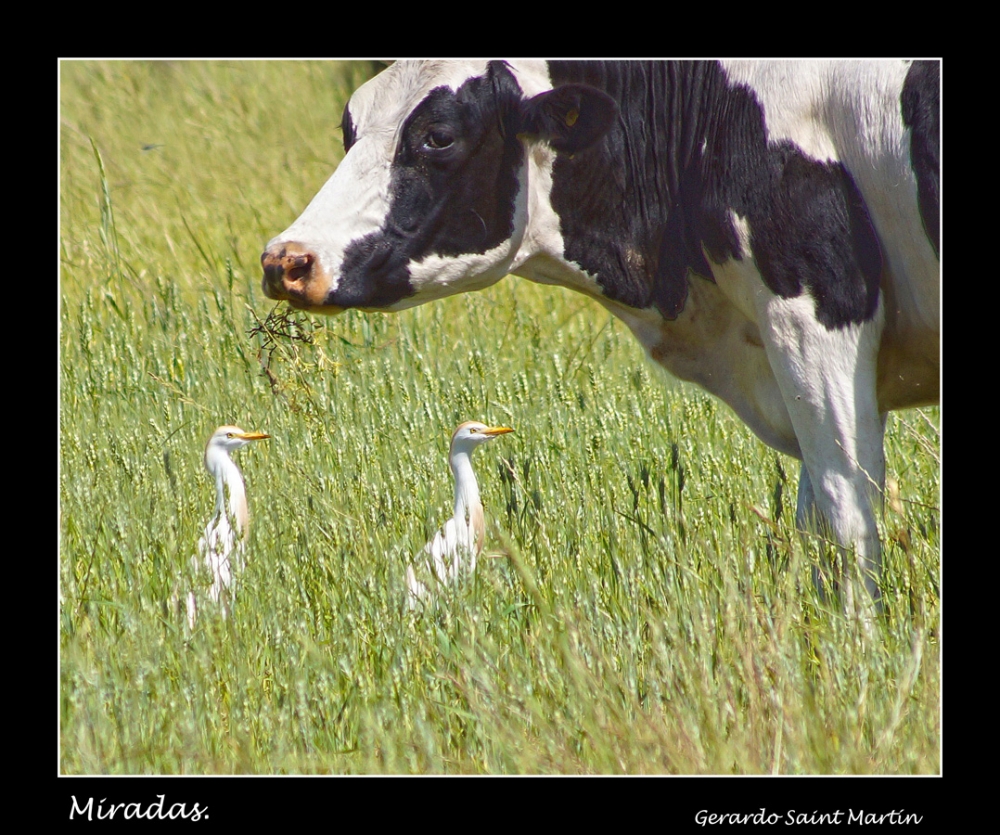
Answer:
[
  {"left": 409, "top": 509, "right": 483, "bottom": 606},
  {"left": 196, "top": 513, "right": 239, "bottom": 603},
  {"left": 426, "top": 517, "right": 468, "bottom": 582},
  {"left": 405, "top": 564, "right": 428, "bottom": 607},
  {"left": 468, "top": 503, "right": 484, "bottom": 573}
]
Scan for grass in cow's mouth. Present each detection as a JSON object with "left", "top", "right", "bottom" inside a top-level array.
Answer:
[{"left": 59, "top": 59, "right": 940, "bottom": 779}]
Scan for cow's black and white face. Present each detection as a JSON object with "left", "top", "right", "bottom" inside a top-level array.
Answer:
[{"left": 261, "top": 60, "right": 615, "bottom": 313}]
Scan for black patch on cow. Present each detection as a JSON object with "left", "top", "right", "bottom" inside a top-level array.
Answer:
[
  {"left": 333, "top": 61, "right": 525, "bottom": 308},
  {"left": 747, "top": 146, "right": 882, "bottom": 327},
  {"left": 336, "top": 234, "right": 416, "bottom": 308},
  {"left": 543, "top": 62, "right": 727, "bottom": 318},
  {"left": 901, "top": 60, "right": 940, "bottom": 259},
  {"left": 340, "top": 101, "right": 356, "bottom": 152},
  {"left": 545, "top": 61, "right": 883, "bottom": 329}
]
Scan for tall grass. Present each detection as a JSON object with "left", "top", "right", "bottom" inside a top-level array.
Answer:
[{"left": 59, "top": 60, "right": 940, "bottom": 776}]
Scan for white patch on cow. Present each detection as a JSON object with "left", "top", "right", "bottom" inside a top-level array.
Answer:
[
  {"left": 710, "top": 212, "right": 762, "bottom": 324},
  {"left": 723, "top": 60, "right": 841, "bottom": 162},
  {"left": 504, "top": 60, "right": 555, "bottom": 98},
  {"left": 271, "top": 133, "right": 395, "bottom": 289},
  {"left": 507, "top": 62, "right": 612, "bottom": 301},
  {"left": 349, "top": 60, "right": 492, "bottom": 139},
  {"left": 511, "top": 143, "right": 562, "bottom": 275},
  {"left": 510, "top": 140, "right": 607, "bottom": 296},
  {"left": 404, "top": 241, "right": 518, "bottom": 307}
]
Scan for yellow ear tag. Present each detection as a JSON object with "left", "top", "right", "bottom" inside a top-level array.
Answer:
[{"left": 565, "top": 108, "right": 579, "bottom": 127}]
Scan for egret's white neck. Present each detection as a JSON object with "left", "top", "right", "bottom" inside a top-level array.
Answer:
[
  {"left": 450, "top": 451, "right": 482, "bottom": 517},
  {"left": 207, "top": 448, "right": 249, "bottom": 533}
]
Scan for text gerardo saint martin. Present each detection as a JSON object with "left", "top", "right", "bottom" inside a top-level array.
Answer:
[{"left": 695, "top": 809, "right": 925, "bottom": 826}]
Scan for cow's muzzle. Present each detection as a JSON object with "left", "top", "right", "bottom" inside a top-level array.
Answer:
[{"left": 261, "top": 242, "right": 342, "bottom": 313}]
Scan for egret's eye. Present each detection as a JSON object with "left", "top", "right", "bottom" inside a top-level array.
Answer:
[
  {"left": 424, "top": 129, "right": 454, "bottom": 151},
  {"left": 226, "top": 433, "right": 234, "bottom": 438}
]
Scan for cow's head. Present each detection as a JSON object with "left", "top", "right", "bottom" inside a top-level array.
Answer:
[{"left": 261, "top": 60, "right": 616, "bottom": 313}]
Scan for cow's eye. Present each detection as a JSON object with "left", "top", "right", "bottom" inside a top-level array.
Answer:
[{"left": 424, "top": 129, "right": 454, "bottom": 150}]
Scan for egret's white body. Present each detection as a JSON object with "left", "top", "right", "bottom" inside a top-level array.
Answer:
[
  {"left": 406, "top": 421, "right": 513, "bottom": 604},
  {"left": 186, "top": 425, "right": 269, "bottom": 628}
]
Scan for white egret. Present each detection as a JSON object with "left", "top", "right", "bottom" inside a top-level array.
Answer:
[
  {"left": 186, "top": 425, "right": 270, "bottom": 628},
  {"left": 406, "top": 420, "right": 513, "bottom": 604}
]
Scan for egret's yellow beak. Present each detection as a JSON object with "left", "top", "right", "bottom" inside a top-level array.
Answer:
[
  {"left": 482, "top": 426, "right": 514, "bottom": 437},
  {"left": 236, "top": 431, "right": 271, "bottom": 441}
]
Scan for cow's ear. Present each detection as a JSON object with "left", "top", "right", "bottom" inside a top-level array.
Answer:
[{"left": 519, "top": 84, "right": 617, "bottom": 154}]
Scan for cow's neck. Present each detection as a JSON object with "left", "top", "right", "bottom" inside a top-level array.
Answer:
[{"left": 518, "top": 61, "right": 746, "bottom": 322}]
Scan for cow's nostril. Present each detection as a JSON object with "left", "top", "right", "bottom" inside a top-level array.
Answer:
[
  {"left": 287, "top": 253, "right": 313, "bottom": 282},
  {"left": 261, "top": 246, "right": 315, "bottom": 285}
]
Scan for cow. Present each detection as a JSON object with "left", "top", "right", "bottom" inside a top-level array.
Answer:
[{"left": 261, "top": 60, "right": 940, "bottom": 614}]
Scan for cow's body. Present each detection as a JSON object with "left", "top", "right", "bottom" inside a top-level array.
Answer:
[{"left": 262, "top": 60, "right": 940, "bottom": 610}]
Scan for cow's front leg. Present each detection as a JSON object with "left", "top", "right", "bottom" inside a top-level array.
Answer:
[
  {"left": 795, "top": 405, "right": 889, "bottom": 610},
  {"left": 761, "top": 294, "right": 886, "bottom": 618}
]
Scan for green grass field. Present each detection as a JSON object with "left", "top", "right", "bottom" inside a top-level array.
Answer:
[{"left": 59, "top": 60, "right": 940, "bottom": 775}]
